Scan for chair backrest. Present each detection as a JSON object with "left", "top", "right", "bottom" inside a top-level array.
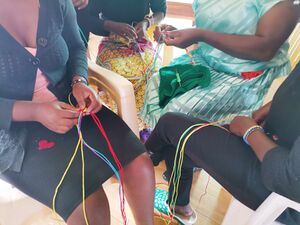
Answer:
[
  {"left": 87, "top": 33, "right": 103, "bottom": 63},
  {"left": 288, "top": 23, "right": 300, "bottom": 70}
]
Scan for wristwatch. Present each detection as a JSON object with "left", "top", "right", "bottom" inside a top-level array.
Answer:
[{"left": 71, "top": 77, "right": 88, "bottom": 87}]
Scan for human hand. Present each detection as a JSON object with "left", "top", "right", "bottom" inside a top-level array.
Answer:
[
  {"left": 72, "top": 0, "right": 88, "bottom": 10},
  {"left": 104, "top": 20, "right": 137, "bottom": 40},
  {"left": 72, "top": 82, "right": 102, "bottom": 114},
  {"left": 154, "top": 24, "right": 177, "bottom": 43},
  {"left": 252, "top": 102, "right": 272, "bottom": 126},
  {"left": 229, "top": 116, "right": 258, "bottom": 137},
  {"left": 135, "top": 20, "right": 149, "bottom": 40},
  {"left": 35, "top": 101, "right": 79, "bottom": 134},
  {"left": 163, "top": 28, "right": 199, "bottom": 49}
]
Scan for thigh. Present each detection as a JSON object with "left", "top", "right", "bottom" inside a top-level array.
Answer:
[
  {"left": 148, "top": 112, "right": 271, "bottom": 209},
  {"left": 1, "top": 106, "right": 145, "bottom": 220}
]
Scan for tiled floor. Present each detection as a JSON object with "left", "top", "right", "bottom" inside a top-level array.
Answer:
[{"left": 106, "top": 162, "right": 232, "bottom": 225}]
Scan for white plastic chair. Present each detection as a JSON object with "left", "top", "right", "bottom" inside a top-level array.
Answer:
[
  {"left": 0, "top": 59, "right": 139, "bottom": 225},
  {"left": 221, "top": 192, "right": 300, "bottom": 225}
]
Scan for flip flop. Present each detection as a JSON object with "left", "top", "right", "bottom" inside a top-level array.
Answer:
[
  {"left": 154, "top": 188, "right": 198, "bottom": 225},
  {"left": 173, "top": 209, "right": 197, "bottom": 225}
]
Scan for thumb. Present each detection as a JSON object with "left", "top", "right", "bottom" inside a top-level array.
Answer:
[{"left": 58, "top": 102, "right": 77, "bottom": 111}]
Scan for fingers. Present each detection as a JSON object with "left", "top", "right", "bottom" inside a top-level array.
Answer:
[
  {"left": 74, "top": 93, "right": 86, "bottom": 110},
  {"left": 154, "top": 26, "right": 163, "bottom": 42},
  {"left": 123, "top": 25, "right": 138, "bottom": 40},
  {"left": 57, "top": 102, "right": 80, "bottom": 118},
  {"left": 117, "top": 23, "right": 137, "bottom": 40},
  {"left": 154, "top": 24, "right": 178, "bottom": 43},
  {"left": 72, "top": 0, "right": 88, "bottom": 9},
  {"left": 58, "top": 102, "right": 77, "bottom": 111},
  {"left": 135, "top": 24, "right": 142, "bottom": 33},
  {"left": 54, "top": 118, "right": 78, "bottom": 134},
  {"left": 84, "top": 91, "right": 102, "bottom": 113}
]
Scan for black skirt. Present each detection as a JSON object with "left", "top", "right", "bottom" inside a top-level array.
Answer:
[{"left": 0, "top": 106, "right": 145, "bottom": 220}]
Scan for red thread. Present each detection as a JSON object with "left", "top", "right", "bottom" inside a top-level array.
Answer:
[
  {"left": 38, "top": 139, "right": 56, "bottom": 151},
  {"left": 90, "top": 112, "right": 127, "bottom": 224},
  {"left": 198, "top": 175, "right": 210, "bottom": 204}
]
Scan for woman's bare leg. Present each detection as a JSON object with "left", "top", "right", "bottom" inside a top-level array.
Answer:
[
  {"left": 67, "top": 187, "right": 110, "bottom": 225},
  {"left": 123, "top": 153, "right": 155, "bottom": 225}
]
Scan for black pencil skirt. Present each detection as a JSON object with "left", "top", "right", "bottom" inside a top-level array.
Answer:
[{"left": 0, "top": 106, "right": 145, "bottom": 220}]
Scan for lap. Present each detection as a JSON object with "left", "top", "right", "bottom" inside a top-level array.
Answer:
[
  {"left": 1, "top": 106, "right": 145, "bottom": 220},
  {"left": 148, "top": 112, "right": 271, "bottom": 209}
]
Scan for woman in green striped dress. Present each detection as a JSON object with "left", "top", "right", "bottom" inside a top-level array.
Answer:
[{"left": 141, "top": 0, "right": 300, "bottom": 127}]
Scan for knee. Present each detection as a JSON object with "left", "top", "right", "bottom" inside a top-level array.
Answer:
[
  {"left": 127, "top": 153, "right": 154, "bottom": 176},
  {"left": 159, "top": 112, "right": 180, "bottom": 126},
  {"left": 156, "top": 112, "right": 182, "bottom": 133}
]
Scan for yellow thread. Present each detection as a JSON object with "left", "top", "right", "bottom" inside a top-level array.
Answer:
[
  {"left": 80, "top": 132, "right": 89, "bottom": 225},
  {"left": 52, "top": 114, "right": 89, "bottom": 224},
  {"left": 168, "top": 122, "right": 229, "bottom": 221},
  {"left": 52, "top": 138, "right": 81, "bottom": 218}
]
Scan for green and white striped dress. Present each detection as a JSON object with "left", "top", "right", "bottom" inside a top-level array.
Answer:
[{"left": 141, "top": 0, "right": 291, "bottom": 127}]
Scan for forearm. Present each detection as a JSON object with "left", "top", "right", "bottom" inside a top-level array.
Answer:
[
  {"left": 77, "top": 9, "right": 108, "bottom": 36},
  {"left": 103, "top": 20, "right": 116, "bottom": 32},
  {"left": 192, "top": 1, "right": 299, "bottom": 61},
  {"left": 261, "top": 136, "right": 300, "bottom": 201},
  {"left": 198, "top": 29, "right": 279, "bottom": 61},
  {"left": 247, "top": 130, "right": 278, "bottom": 161},
  {"left": 12, "top": 101, "right": 38, "bottom": 122}
]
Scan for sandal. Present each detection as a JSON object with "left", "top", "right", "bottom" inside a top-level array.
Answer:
[{"left": 154, "top": 188, "right": 198, "bottom": 225}]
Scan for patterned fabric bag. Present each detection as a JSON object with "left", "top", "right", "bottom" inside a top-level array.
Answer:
[{"left": 97, "top": 34, "right": 161, "bottom": 112}]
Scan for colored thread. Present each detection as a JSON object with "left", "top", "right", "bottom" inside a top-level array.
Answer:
[
  {"left": 77, "top": 113, "right": 127, "bottom": 224},
  {"left": 185, "top": 48, "right": 195, "bottom": 65},
  {"left": 198, "top": 175, "right": 210, "bottom": 204},
  {"left": 166, "top": 122, "right": 229, "bottom": 224},
  {"left": 54, "top": 96, "right": 127, "bottom": 224},
  {"left": 52, "top": 129, "right": 89, "bottom": 225},
  {"left": 78, "top": 115, "right": 128, "bottom": 222},
  {"left": 90, "top": 112, "right": 127, "bottom": 223}
]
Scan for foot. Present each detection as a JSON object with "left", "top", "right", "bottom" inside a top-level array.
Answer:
[{"left": 174, "top": 204, "right": 194, "bottom": 218}]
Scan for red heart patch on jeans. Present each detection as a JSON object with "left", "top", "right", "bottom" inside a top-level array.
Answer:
[{"left": 38, "top": 139, "right": 56, "bottom": 151}]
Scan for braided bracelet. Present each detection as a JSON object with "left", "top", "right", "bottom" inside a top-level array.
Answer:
[{"left": 242, "top": 125, "right": 264, "bottom": 145}]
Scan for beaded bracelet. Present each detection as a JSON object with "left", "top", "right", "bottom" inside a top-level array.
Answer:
[{"left": 242, "top": 125, "right": 264, "bottom": 145}]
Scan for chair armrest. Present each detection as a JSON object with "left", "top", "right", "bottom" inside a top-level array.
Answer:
[
  {"left": 263, "top": 76, "right": 287, "bottom": 105},
  {"left": 88, "top": 59, "right": 139, "bottom": 137},
  {"left": 247, "top": 192, "right": 300, "bottom": 225}
]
